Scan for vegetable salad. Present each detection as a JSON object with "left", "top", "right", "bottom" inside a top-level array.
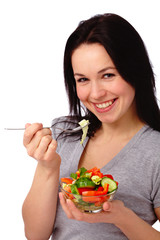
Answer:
[{"left": 61, "top": 167, "right": 118, "bottom": 203}]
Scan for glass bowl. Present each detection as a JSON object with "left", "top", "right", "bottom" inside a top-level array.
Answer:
[{"left": 60, "top": 183, "right": 117, "bottom": 213}]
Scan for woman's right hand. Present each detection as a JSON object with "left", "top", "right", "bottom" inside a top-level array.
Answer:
[
  {"left": 22, "top": 123, "right": 61, "bottom": 239},
  {"left": 23, "top": 123, "right": 61, "bottom": 171}
]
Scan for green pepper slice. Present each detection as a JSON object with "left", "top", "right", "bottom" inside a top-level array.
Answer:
[
  {"left": 70, "top": 184, "right": 80, "bottom": 195},
  {"left": 75, "top": 177, "right": 96, "bottom": 188}
]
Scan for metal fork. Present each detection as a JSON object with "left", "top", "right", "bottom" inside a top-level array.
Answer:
[{"left": 4, "top": 122, "right": 90, "bottom": 133}]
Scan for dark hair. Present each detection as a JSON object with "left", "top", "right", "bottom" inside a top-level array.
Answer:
[{"left": 63, "top": 13, "right": 160, "bottom": 137}]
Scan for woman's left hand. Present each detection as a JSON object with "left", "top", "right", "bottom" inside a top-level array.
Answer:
[
  {"left": 59, "top": 192, "right": 125, "bottom": 225},
  {"left": 60, "top": 192, "right": 160, "bottom": 240}
]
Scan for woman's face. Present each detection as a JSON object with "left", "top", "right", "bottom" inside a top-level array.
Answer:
[{"left": 71, "top": 43, "right": 136, "bottom": 124}]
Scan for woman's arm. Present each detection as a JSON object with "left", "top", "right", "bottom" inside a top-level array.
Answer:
[
  {"left": 155, "top": 207, "right": 160, "bottom": 221},
  {"left": 59, "top": 193, "right": 160, "bottom": 240},
  {"left": 115, "top": 205, "right": 160, "bottom": 240},
  {"left": 22, "top": 123, "right": 61, "bottom": 240}
]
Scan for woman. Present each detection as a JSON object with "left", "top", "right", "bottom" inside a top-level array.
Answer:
[{"left": 22, "top": 14, "right": 160, "bottom": 239}]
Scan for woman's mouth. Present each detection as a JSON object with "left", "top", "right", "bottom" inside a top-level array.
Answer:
[
  {"left": 93, "top": 99, "right": 117, "bottom": 112},
  {"left": 96, "top": 100, "right": 113, "bottom": 109}
]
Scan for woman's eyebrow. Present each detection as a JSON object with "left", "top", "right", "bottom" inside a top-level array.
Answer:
[
  {"left": 74, "top": 73, "right": 85, "bottom": 77},
  {"left": 74, "top": 67, "right": 116, "bottom": 77},
  {"left": 98, "top": 67, "right": 116, "bottom": 74}
]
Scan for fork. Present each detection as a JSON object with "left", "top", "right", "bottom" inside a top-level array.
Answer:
[{"left": 4, "top": 122, "right": 90, "bottom": 133}]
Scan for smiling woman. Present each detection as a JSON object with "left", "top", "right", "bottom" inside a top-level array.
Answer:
[
  {"left": 72, "top": 43, "right": 136, "bottom": 124},
  {"left": 22, "top": 13, "right": 160, "bottom": 240}
]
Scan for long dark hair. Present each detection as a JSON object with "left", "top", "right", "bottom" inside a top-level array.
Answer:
[{"left": 63, "top": 13, "right": 160, "bottom": 137}]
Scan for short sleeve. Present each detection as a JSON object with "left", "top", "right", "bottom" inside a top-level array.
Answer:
[{"left": 151, "top": 158, "right": 160, "bottom": 208}]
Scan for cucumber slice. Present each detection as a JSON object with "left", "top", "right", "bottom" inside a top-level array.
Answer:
[{"left": 101, "top": 177, "right": 117, "bottom": 193}]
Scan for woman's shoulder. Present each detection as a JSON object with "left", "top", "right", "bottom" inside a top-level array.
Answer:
[
  {"left": 143, "top": 125, "right": 160, "bottom": 143},
  {"left": 139, "top": 125, "right": 160, "bottom": 156}
]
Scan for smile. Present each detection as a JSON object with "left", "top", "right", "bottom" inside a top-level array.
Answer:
[{"left": 95, "top": 100, "right": 114, "bottom": 109}]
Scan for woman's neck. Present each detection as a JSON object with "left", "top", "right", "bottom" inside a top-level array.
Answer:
[{"left": 95, "top": 116, "right": 145, "bottom": 143}]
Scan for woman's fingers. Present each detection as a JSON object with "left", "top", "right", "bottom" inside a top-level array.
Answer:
[
  {"left": 25, "top": 123, "right": 31, "bottom": 129},
  {"left": 23, "top": 124, "right": 52, "bottom": 157},
  {"left": 23, "top": 122, "right": 61, "bottom": 170},
  {"left": 59, "top": 192, "right": 94, "bottom": 222},
  {"left": 23, "top": 123, "right": 43, "bottom": 147},
  {"left": 34, "top": 135, "right": 53, "bottom": 160},
  {"left": 59, "top": 194, "right": 123, "bottom": 224},
  {"left": 65, "top": 199, "right": 84, "bottom": 221},
  {"left": 59, "top": 193, "right": 74, "bottom": 219},
  {"left": 45, "top": 139, "right": 59, "bottom": 160}
]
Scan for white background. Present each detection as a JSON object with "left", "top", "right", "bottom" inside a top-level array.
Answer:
[{"left": 0, "top": 0, "right": 160, "bottom": 239}]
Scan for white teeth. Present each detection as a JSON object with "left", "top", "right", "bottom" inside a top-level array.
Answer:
[{"left": 96, "top": 101, "right": 113, "bottom": 109}]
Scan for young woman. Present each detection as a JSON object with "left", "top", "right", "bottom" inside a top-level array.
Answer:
[{"left": 22, "top": 14, "right": 160, "bottom": 239}]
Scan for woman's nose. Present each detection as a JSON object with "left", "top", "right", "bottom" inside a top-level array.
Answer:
[{"left": 90, "top": 82, "right": 106, "bottom": 100}]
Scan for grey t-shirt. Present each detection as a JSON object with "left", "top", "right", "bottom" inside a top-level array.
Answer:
[{"left": 51, "top": 117, "right": 160, "bottom": 240}]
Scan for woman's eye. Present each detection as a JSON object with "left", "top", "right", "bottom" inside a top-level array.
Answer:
[
  {"left": 104, "top": 73, "right": 115, "bottom": 78},
  {"left": 77, "top": 78, "right": 88, "bottom": 83}
]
